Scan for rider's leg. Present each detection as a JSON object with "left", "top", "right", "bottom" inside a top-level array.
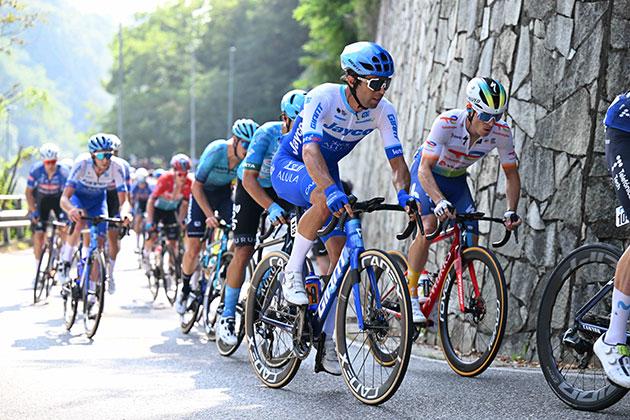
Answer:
[
  {"left": 224, "top": 245, "right": 254, "bottom": 318},
  {"left": 407, "top": 215, "right": 437, "bottom": 297},
  {"left": 605, "top": 247, "right": 630, "bottom": 345},
  {"left": 181, "top": 236, "right": 201, "bottom": 293},
  {"left": 33, "top": 230, "right": 44, "bottom": 261}
]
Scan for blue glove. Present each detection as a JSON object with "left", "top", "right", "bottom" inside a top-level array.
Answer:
[
  {"left": 267, "top": 202, "right": 285, "bottom": 224},
  {"left": 397, "top": 189, "right": 414, "bottom": 208},
  {"left": 30, "top": 209, "right": 40, "bottom": 220},
  {"left": 324, "top": 184, "right": 349, "bottom": 213},
  {"left": 145, "top": 222, "right": 153, "bottom": 231}
]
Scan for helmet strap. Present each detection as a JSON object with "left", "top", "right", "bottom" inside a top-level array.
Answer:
[{"left": 345, "top": 72, "right": 367, "bottom": 111}]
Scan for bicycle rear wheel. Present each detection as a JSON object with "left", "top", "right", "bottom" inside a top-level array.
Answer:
[
  {"left": 245, "top": 251, "right": 301, "bottom": 388},
  {"left": 34, "top": 242, "right": 52, "bottom": 304},
  {"left": 438, "top": 246, "right": 507, "bottom": 377},
  {"left": 336, "top": 249, "right": 412, "bottom": 405},
  {"left": 162, "top": 245, "right": 179, "bottom": 305},
  {"left": 84, "top": 251, "right": 107, "bottom": 339},
  {"left": 537, "top": 243, "right": 628, "bottom": 411},
  {"left": 180, "top": 288, "right": 201, "bottom": 334}
]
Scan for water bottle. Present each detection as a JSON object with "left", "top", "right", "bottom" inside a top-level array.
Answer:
[
  {"left": 418, "top": 271, "right": 432, "bottom": 304},
  {"left": 304, "top": 273, "right": 321, "bottom": 311}
]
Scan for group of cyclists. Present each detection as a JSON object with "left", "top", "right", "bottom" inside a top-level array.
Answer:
[{"left": 24, "top": 40, "right": 630, "bottom": 397}]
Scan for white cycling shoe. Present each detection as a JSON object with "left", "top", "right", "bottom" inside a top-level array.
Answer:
[
  {"left": 410, "top": 297, "right": 427, "bottom": 324},
  {"left": 107, "top": 276, "right": 116, "bottom": 295},
  {"left": 279, "top": 271, "right": 308, "bottom": 306},
  {"left": 175, "top": 290, "right": 188, "bottom": 315},
  {"left": 217, "top": 316, "right": 238, "bottom": 346},
  {"left": 593, "top": 335, "right": 630, "bottom": 388},
  {"left": 321, "top": 338, "right": 341, "bottom": 376}
]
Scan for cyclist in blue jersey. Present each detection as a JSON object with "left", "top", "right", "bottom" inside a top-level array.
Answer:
[
  {"left": 177, "top": 119, "right": 259, "bottom": 314},
  {"left": 131, "top": 167, "right": 152, "bottom": 248},
  {"left": 270, "top": 42, "right": 416, "bottom": 375},
  {"left": 216, "top": 90, "right": 305, "bottom": 345},
  {"left": 25, "top": 143, "right": 69, "bottom": 263},
  {"left": 58, "top": 133, "right": 132, "bottom": 294},
  {"left": 593, "top": 91, "right": 630, "bottom": 388},
  {"left": 105, "top": 136, "right": 132, "bottom": 293}
]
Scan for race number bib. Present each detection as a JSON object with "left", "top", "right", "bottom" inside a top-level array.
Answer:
[{"left": 616, "top": 206, "right": 629, "bottom": 227}]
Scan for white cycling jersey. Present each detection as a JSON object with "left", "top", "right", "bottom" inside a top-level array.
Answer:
[
  {"left": 67, "top": 155, "right": 128, "bottom": 199},
  {"left": 418, "top": 109, "right": 517, "bottom": 177}
]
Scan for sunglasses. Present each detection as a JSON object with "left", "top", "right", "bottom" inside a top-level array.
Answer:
[
  {"left": 476, "top": 111, "right": 502, "bottom": 122},
  {"left": 357, "top": 76, "right": 392, "bottom": 92},
  {"left": 43, "top": 159, "right": 57, "bottom": 165},
  {"left": 94, "top": 152, "right": 113, "bottom": 160}
]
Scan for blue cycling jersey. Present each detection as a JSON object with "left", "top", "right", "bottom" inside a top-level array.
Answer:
[
  {"left": 131, "top": 182, "right": 153, "bottom": 201},
  {"left": 277, "top": 83, "right": 403, "bottom": 167},
  {"left": 27, "top": 162, "right": 69, "bottom": 196},
  {"left": 237, "top": 121, "right": 283, "bottom": 188},
  {"left": 605, "top": 92, "right": 630, "bottom": 133},
  {"left": 67, "top": 155, "right": 128, "bottom": 202},
  {"left": 196, "top": 139, "right": 238, "bottom": 190}
]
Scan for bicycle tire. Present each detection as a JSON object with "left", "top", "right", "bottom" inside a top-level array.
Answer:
[
  {"left": 387, "top": 249, "right": 408, "bottom": 274},
  {"left": 33, "top": 242, "right": 51, "bottom": 304},
  {"left": 438, "top": 246, "right": 507, "bottom": 377},
  {"left": 336, "top": 249, "right": 412, "bottom": 405},
  {"left": 84, "top": 251, "right": 107, "bottom": 339},
  {"left": 536, "top": 243, "right": 628, "bottom": 411},
  {"left": 245, "top": 251, "right": 301, "bottom": 388},
  {"left": 63, "top": 251, "right": 80, "bottom": 330},
  {"left": 180, "top": 289, "right": 201, "bottom": 334},
  {"left": 45, "top": 241, "right": 59, "bottom": 299},
  {"left": 213, "top": 252, "right": 248, "bottom": 356},
  {"left": 162, "top": 245, "right": 179, "bottom": 305}
]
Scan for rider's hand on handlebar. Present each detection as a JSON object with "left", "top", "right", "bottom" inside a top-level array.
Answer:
[
  {"left": 121, "top": 211, "right": 133, "bottom": 226},
  {"left": 69, "top": 207, "right": 84, "bottom": 223},
  {"left": 503, "top": 210, "right": 522, "bottom": 231},
  {"left": 325, "top": 184, "right": 353, "bottom": 218},
  {"left": 205, "top": 215, "right": 220, "bottom": 229},
  {"left": 433, "top": 199, "right": 455, "bottom": 221},
  {"left": 267, "top": 202, "right": 287, "bottom": 226}
]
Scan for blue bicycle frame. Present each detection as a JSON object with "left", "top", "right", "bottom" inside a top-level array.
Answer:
[{"left": 77, "top": 221, "right": 104, "bottom": 300}]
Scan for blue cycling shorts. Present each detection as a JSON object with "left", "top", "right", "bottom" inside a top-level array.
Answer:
[
  {"left": 70, "top": 191, "right": 108, "bottom": 236},
  {"left": 409, "top": 154, "right": 478, "bottom": 235},
  {"left": 271, "top": 151, "right": 345, "bottom": 241},
  {"left": 186, "top": 186, "right": 233, "bottom": 238}
]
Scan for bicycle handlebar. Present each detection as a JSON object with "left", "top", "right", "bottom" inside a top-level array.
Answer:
[
  {"left": 425, "top": 212, "right": 514, "bottom": 248},
  {"left": 69, "top": 215, "right": 129, "bottom": 235}
]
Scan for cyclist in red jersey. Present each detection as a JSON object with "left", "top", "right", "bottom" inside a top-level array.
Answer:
[{"left": 144, "top": 154, "right": 192, "bottom": 255}]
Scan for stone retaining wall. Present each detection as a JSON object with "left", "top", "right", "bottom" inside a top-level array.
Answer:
[{"left": 339, "top": 0, "right": 630, "bottom": 359}]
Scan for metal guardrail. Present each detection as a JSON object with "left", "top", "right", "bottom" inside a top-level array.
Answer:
[{"left": 0, "top": 194, "right": 30, "bottom": 245}]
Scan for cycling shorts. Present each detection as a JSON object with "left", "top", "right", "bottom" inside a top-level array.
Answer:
[
  {"left": 605, "top": 127, "right": 630, "bottom": 215},
  {"left": 32, "top": 194, "right": 66, "bottom": 232},
  {"left": 232, "top": 179, "right": 289, "bottom": 247},
  {"left": 186, "top": 186, "right": 233, "bottom": 238},
  {"left": 410, "top": 155, "right": 478, "bottom": 235},
  {"left": 153, "top": 208, "right": 179, "bottom": 240},
  {"left": 270, "top": 151, "right": 345, "bottom": 242},
  {"left": 135, "top": 199, "right": 148, "bottom": 214},
  {"left": 70, "top": 192, "right": 108, "bottom": 236},
  {"left": 106, "top": 189, "right": 120, "bottom": 231}
]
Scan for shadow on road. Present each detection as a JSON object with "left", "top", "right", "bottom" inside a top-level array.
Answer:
[{"left": 13, "top": 329, "right": 93, "bottom": 351}]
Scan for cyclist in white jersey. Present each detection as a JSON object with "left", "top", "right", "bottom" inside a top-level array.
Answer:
[
  {"left": 271, "top": 42, "right": 416, "bottom": 375},
  {"left": 58, "top": 134, "right": 132, "bottom": 292},
  {"left": 405, "top": 77, "right": 522, "bottom": 323}
]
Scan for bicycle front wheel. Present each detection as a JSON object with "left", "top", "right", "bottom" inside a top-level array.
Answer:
[
  {"left": 34, "top": 242, "right": 52, "bottom": 304},
  {"left": 438, "top": 246, "right": 507, "bottom": 377},
  {"left": 84, "top": 251, "right": 106, "bottom": 339},
  {"left": 536, "top": 243, "right": 628, "bottom": 411},
  {"left": 63, "top": 251, "right": 80, "bottom": 330},
  {"left": 336, "top": 249, "right": 412, "bottom": 405},
  {"left": 162, "top": 246, "right": 179, "bottom": 305}
]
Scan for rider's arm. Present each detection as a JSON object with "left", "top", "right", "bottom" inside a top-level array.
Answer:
[
  {"left": 503, "top": 165, "right": 521, "bottom": 211},
  {"left": 60, "top": 185, "right": 75, "bottom": 213},
  {"left": 243, "top": 169, "right": 273, "bottom": 209},
  {"left": 191, "top": 180, "right": 214, "bottom": 217},
  {"left": 302, "top": 90, "right": 335, "bottom": 189},
  {"left": 388, "top": 156, "right": 411, "bottom": 193},
  {"left": 418, "top": 155, "right": 446, "bottom": 204},
  {"left": 303, "top": 142, "right": 336, "bottom": 189},
  {"left": 118, "top": 191, "right": 132, "bottom": 219},
  {"left": 146, "top": 196, "right": 156, "bottom": 224},
  {"left": 25, "top": 187, "right": 36, "bottom": 213},
  {"left": 178, "top": 198, "right": 189, "bottom": 224}
]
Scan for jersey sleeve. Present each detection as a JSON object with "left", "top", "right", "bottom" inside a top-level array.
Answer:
[
  {"left": 421, "top": 113, "right": 454, "bottom": 161},
  {"left": 195, "top": 144, "right": 220, "bottom": 183},
  {"left": 377, "top": 102, "right": 404, "bottom": 160},
  {"left": 59, "top": 165, "right": 69, "bottom": 186},
  {"left": 494, "top": 122, "right": 518, "bottom": 169},
  {"left": 302, "top": 90, "right": 332, "bottom": 146},
  {"left": 113, "top": 162, "right": 127, "bottom": 192},
  {"left": 26, "top": 165, "right": 38, "bottom": 189},
  {"left": 242, "top": 127, "right": 270, "bottom": 172},
  {"left": 151, "top": 175, "right": 168, "bottom": 198}
]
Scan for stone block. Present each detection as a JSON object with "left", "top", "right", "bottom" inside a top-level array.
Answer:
[
  {"left": 523, "top": 0, "right": 555, "bottom": 20},
  {"left": 544, "top": 14, "right": 573, "bottom": 56},
  {"left": 504, "top": 0, "right": 522, "bottom": 26},
  {"left": 462, "top": 37, "right": 481, "bottom": 77},
  {"left": 434, "top": 21, "right": 449, "bottom": 64},
  {"left": 439, "top": 0, "right": 458, "bottom": 19},
  {"left": 531, "top": 37, "right": 556, "bottom": 109},
  {"left": 493, "top": 28, "right": 518, "bottom": 74},
  {"left": 543, "top": 162, "right": 583, "bottom": 227},
  {"left": 477, "top": 154, "right": 500, "bottom": 190},
  {"left": 520, "top": 140, "right": 555, "bottom": 201},
  {"left": 607, "top": 51, "right": 630, "bottom": 106},
  {"left": 478, "top": 37, "right": 495, "bottom": 76},
  {"left": 490, "top": 0, "right": 506, "bottom": 34},
  {"left": 613, "top": 0, "right": 630, "bottom": 20},
  {"left": 556, "top": 0, "right": 575, "bottom": 17},
  {"left": 481, "top": 6, "right": 491, "bottom": 40},
  {"left": 536, "top": 88, "right": 591, "bottom": 155},
  {"left": 611, "top": 16, "right": 630, "bottom": 50},
  {"left": 443, "top": 60, "right": 462, "bottom": 109},
  {"left": 512, "top": 125, "right": 526, "bottom": 157},
  {"left": 514, "top": 81, "right": 532, "bottom": 101},
  {"left": 508, "top": 97, "right": 536, "bottom": 138},
  {"left": 512, "top": 25, "right": 531, "bottom": 92},
  {"left": 585, "top": 176, "right": 618, "bottom": 225},
  {"left": 557, "top": 221, "right": 579, "bottom": 256},
  {"left": 594, "top": 111, "right": 607, "bottom": 153},
  {"left": 527, "top": 201, "right": 546, "bottom": 230},
  {"left": 589, "top": 153, "right": 608, "bottom": 177},
  {"left": 533, "top": 19, "right": 546, "bottom": 38},
  {"left": 524, "top": 223, "right": 557, "bottom": 267},
  {"left": 573, "top": 1, "right": 609, "bottom": 48},
  {"left": 554, "top": 152, "right": 570, "bottom": 186},
  {"left": 458, "top": 0, "right": 480, "bottom": 34}
]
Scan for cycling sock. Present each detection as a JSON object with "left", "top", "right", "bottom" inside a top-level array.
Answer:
[
  {"left": 322, "top": 296, "right": 337, "bottom": 337},
  {"left": 182, "top": 272, "right": 192, "bottom": 294},
  {"left": 109, "top": 258, "right": 116, "bottom": 275},
  {"left": 61, "top": 244, "right": 74, "bottom": 263},
  {"left": 407, "top": 269, "right": 419, "bottom": 298},
  {"left": 222, "top": 286, "right": 240, "bottom": 318},
  {"left": 286, "top": 233, "right": 312, "bottom": 273},
  {"left": 605, "top": 287, "right": 630, "bottom": 345}
]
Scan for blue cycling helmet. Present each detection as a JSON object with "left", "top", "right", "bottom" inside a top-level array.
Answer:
[
  {"left": 281, "top": 89, "right": 307, "bottom": 120},
  {"left": 232, "top": 118, "right": 259, "bottom": 142},
  {"left": 153, "top": 168, "right": 165, "bottom": 178},
  {"left": 88, "top": 133, "right": 114, "bottom": 153},
  {"left": 340, "top": 42, "right": 394, "bottom": 78}
]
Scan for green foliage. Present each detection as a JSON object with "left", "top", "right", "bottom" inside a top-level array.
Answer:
[
  {"left": 102, "top": 0, "right": 308, "bottom": 162},
  {"left": 293, "top": 0, "right": 380, "bottom": 87},
  {"left": 0, "top": 0, "right": 37, "bottom": 55},
  {"left": 0, "top": 145, "right": 36, "bottom": 196}
]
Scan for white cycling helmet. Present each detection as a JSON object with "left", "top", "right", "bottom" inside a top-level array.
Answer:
[
  {"left": 136, "top": 167, "right": 149, "bottom": 181},
  {"left": 466, "top": 77, "right": 508, "bottom": 115},
  {"left": 40, "top": 143, "right": 59, "bottom": 161},
  {"left": 110, "top": 134, "right": 122, "bottom": 151}
]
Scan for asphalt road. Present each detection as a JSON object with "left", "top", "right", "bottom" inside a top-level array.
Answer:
[{"left": 1, "top": 236, "right": 629, "bottom": 419}]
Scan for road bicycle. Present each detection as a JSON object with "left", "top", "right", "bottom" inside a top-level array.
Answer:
[
  {"left": 33, "top": 219, "right": 67, "bottom": 304},
  {"left": 62, "top": 215, "right": 127, "bottom": 339},
  {"left": 144, "top": 222, "right": 181, "bottom": 305},
  {"left": 245, "top": 196, "right": 414, "bottom": 405},
  {"left": 408, "top": 212, "right": 513, "bottom": 377},
  {"left": 537, "top": 242, "right": 629, "bottom": 411}
]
